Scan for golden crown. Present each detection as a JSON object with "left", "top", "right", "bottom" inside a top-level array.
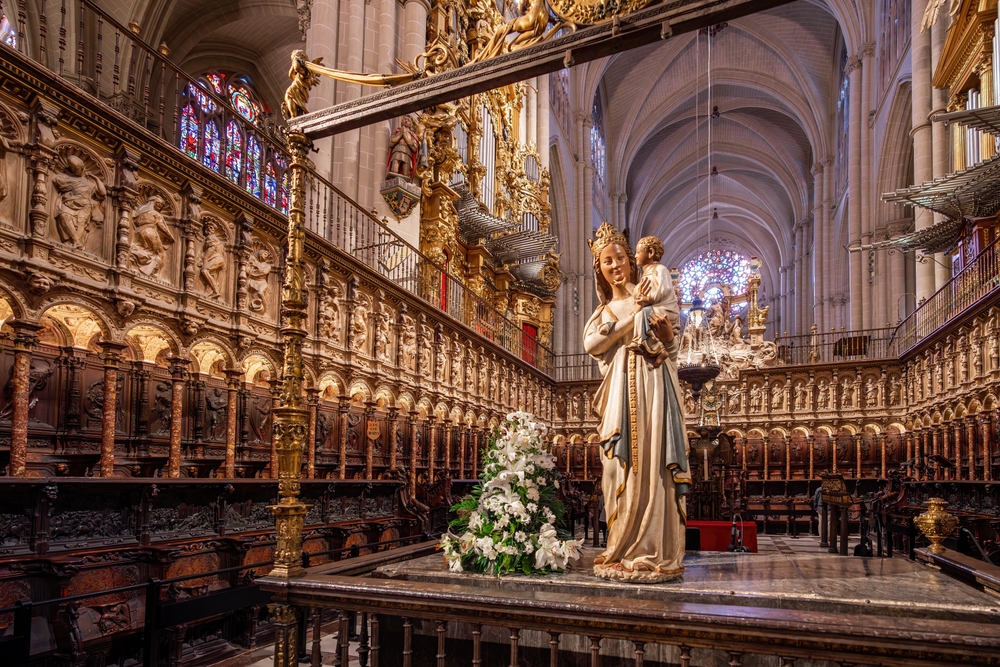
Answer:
[{"left": 587, "top": 222, "right": 630, "bottom": 258}]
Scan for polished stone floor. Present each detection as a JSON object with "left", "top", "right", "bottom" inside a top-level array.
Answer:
[{"left": 374, "top": 534, "right": 1000, "bottom": 623}]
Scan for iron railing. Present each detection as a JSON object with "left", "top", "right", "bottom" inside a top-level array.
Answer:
[
  {"left": 775, "top": 327, "right": 897, "bottom": 365},
  {"left": 0, "top": 0, "right": 554, "bottom": 373},
  {"left": 552, "top": 352, "right": 601, "bottom": 381},
  {"left": 303, "top": 169, "right": 554, "bottom": 373},
  {"left": 890, "top": 237, "right": 1000, "bottom": 357}
]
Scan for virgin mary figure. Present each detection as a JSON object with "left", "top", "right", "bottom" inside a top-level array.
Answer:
[{"left": 584, "top": 222, "right": 691, "bottom": 583}]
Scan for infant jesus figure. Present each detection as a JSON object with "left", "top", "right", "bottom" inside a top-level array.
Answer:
[{"left": 629, "top": 235, "right": 674, "bottom": 367}]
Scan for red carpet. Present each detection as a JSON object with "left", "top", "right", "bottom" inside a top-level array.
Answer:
[{"left": 687, "top": 520, "right": 758, "bottom": 553}]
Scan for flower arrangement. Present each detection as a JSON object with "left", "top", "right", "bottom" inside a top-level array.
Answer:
[{"left": 439, "top": 411, "right": 583, "bottom": 575}]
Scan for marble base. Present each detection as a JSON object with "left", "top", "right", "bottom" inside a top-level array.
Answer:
[{"left": 374, "top": 547, "right": 1000, "bottom": 624}]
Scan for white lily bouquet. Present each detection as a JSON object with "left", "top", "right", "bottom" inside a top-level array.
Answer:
[{"left": 440, "top": 411, "right": 583, "bottom": 575}]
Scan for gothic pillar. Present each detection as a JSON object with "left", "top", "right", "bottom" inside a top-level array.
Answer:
[
  {"left": 538, "top": 73, "right": 550, "bottom": 170},
  {"left": 846, "top": 55, "right": 864, "bottom": 329},
  {"left": 933, "top": 17, "right": 954, "bottom": 288},
  {"left": 859, "top": 43, "right": 875, "bottom": 330},
  {"left": 811, "top": 164, "right": 825, "bottom": 330},
  {"left": 307, "top": 388, "right": 319, "bottom": 479},
  {"left": 98, "top": 341, "right": 127, "bottom": 478},
  {"left": 912, "top": 0, "right": 936, "bottom": 301},
  {"left": 167, "top": 358, "right": 190, "bottom": 478},
  {"left": 8, "top": 323, "right": 40, "bottom": 477},
  {"left": 224, "top": 368, "right": 243, "bottom": 478}
]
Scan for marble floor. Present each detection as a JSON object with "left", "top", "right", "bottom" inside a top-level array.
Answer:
[{"left": 239, "top": 534, "right": 1000, "bottom": 667}]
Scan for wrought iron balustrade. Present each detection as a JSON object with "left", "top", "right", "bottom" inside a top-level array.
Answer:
[
  {"left": 775, "top": 327, "right": 896, "bottom": 365},
  {"left": 890, "top": 237, "right": 1000, "bottom": 358},
  {"left": 552, "top": 352, "right": 601, "bottom": 382},
  {"left": 302, "top": 169, "right": 554, "bottom": 373}
]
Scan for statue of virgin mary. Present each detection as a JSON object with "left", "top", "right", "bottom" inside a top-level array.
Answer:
[{"left": 584, "top": 222, "right": 691, "bottom": 583}]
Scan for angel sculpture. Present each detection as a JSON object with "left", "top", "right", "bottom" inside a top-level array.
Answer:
[{"left": 282, "top": 50, "right": 322, "bottom": 120}]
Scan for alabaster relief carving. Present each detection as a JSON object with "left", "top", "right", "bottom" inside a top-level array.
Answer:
[
  {"left": 200, "top": 217, "right": 228, "bottom": 299},
  {"left": 451, "top": 338, "right": 463, "bottom": 389},
  {"left": 246, "top": 240, "right": 273, "bottom": 313},
  {"left": 129, "top": 195, "right": 174, "bottom": 278},
  {"left": 376, "top": 302, "right": 394, "bottom": 362},
  {"left": 399, "top": 312, "right": 416, "bottom": 370},
  {"left": 0, "top": 130, "right": 13, "bottom": 207},
  {"left": 52, "top": 154, "right": 106, "bottom": 249},
  {"left": 318, "top": 281, "right": 343, "bottom": 344},
  {"left": 840, "top": 376, "right": 853, "bottom": 407},
  {"left": 727, "top": 385, "right": 741, "bottom": 413},
  {"left": 770, "top": 384, "right": 783, "bottom": 410},
  {"left": 749, "top": 383, "right": 762, "bottom": 412},
  {"left": 419, "top": 324, "right": 433, "bottom": 375},
  {"left": 793, "top": 381, "right": 805, "bottom": 410},
  {"left": 351, "top": 294, "right": 371, "bottom": 354},
  {"left": 864, "top": 377, "right": 878, "bottom": 407}
]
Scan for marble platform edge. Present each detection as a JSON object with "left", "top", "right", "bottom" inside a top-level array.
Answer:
[{"left": 370, "top": 550, "right": 1000, "bottom": 624}]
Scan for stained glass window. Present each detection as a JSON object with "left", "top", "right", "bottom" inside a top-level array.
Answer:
[
  {"left": 280, "top": 172, "right": 289, "bottom": 214},
  {"left": 677, "top": 249, "right": 753, "bottom": 305},
  {"left": 203, "top": 120, "right": 220, "bottom": 171},
  {"left": 0, "top": 14, "right": 16, "bottom": 48},
  {"left": 591, "top": 94, "right": 607, "bottom": 199},
  {"left": 187, "top": 84, "right": 216, "bottom": 114},
  {"left": 246, "top": 135, "right": 261, "bottom": 197},
  {"left": 263, "top": 161, "right": 277, "bottom": 206},
  {"left": 179, "top": 104, "right": 199, "bottom": 158},
  {"left": 225, "top": 120, "right": 242, "bottom": 183},
  {"left": 230, "top": 84, "right": 261, "bottom": 124},
  {"left": 205, "top": 72, "right": 225, "bottom": 94}
]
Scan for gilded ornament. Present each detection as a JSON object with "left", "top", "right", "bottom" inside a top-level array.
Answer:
[{"left": 914, "top": 497, "right": 958, "bottom": 554}]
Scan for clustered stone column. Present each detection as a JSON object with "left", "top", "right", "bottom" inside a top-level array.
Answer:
[
  {"left": 7, "top": 322, "right": 40, "bottom": 477},
  {"left": 98, "top": 341, "right": 128, "bottom": 477}
]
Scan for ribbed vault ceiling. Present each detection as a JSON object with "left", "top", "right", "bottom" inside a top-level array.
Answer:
[{"left": 599, "top": 2, "right": 840, "bottom": 282}]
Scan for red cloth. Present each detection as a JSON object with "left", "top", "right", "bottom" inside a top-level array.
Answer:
[{"left": 687, "top": 520, "right": 758, "bottom": 553}]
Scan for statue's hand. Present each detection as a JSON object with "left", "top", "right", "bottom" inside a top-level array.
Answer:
[
  {"left": 649, "top": 314, "right": 674, "bottom": 345},
  {"left": 598, "top": 322, "right": 614, "bottom": 336}
]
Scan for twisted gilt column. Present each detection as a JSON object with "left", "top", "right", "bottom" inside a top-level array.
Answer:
[{"left": 268, "top": 131, "right": 312, "bottom": 579}]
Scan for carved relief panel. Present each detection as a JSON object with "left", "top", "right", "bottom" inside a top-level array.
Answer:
[{"left": 49, "top": 145, "right": 111, "bottom": 256}]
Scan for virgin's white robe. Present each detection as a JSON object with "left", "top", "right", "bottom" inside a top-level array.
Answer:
[{"left": 584, "top": 284, "right": 691, "bottom": 583}]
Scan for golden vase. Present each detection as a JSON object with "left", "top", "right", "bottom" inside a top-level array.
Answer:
[{"left": 913, "top": 497, "right": 958, "bottom": 554}]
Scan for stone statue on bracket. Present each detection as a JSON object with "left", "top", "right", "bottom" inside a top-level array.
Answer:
[
  {"left": 246, "top": 241, "right": 273, "bottom": 313},
  {"left": 129, "top": 195, "right": 174, "bottom": 278},
  {"left": 387, "top": 117, "right": 420, "bottom": 180},
  {"left": 200, "top": 218, "right": 228, "bottom": 298},
  {"left": 52, "top": 155, "right": 106, "bottom": 248}
]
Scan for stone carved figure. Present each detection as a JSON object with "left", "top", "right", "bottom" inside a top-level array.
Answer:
[
  {"left": 817, "top": 378, "right": 829, "bottom": 409},
  {"left": 52, "top": 155, "right": 106, "bottom": 248},
  {"left": 419, "top": 325, "right": 434, "bottom": 376},
  {"left": 972, "top": 329, "right": 983, "bottom": 377},
  {"left": 749, "top": 384, "right": 762, "bottom": 413},
  {"left": 452, "top": 339, "right": 463, "bottom": 389},
  {"left": 683, "top": 386, "right": 696, "bottom": 416},
  {"left": 959, "top": 340, "right": 969, "bottom": 383},
  {"left": 841, "top": 376, "right": 853, "bottom": 407},
  {"left": 727, "top": 385, "right": 741, "bottom": 413},
  {"left": 129, "top": 195, "right": 174, "bottom": 278},
  {"left": 0, "top": 132, "right": 12, "bottom": 204},
  {"left": 399, "top": 313, "right": 416, "bottom": 370},
  {"left": 318, "top": 283, "right": 342, "bottom": 344},
  {"left": 864, "top": 377, "right": 877, "bottom": 407},
  {"left": 386, "top": 117, "right": 420, "bottom": 180},
  {"left": 376, "top": 302, "right": 393, "bottom": 361},
  {"left": 889, "top": 376, "right": 902, "bottom": 406},
  {"left": 770, "top": 384, "right": 783, "bottom": 411},
  {"left": 584, "top": 222, "right": 689, "bottom": 583},
  {"left": 205, "top": 387, "right": 228, "bottom": 440},
  {"left": 152, "top": 382, "right": 172, "bottom": 435},
  {"left": 793, "top": 381, "right": 805, "bottom": 410},
  {"left": 435, "top": 343, "right": 447, "bottom": 382},
  {"left": 246, "top": 243, "right": 273, "bottom": 313},
  {"left": 200, "top": 219, "right": 227, "bottom": 298},
  {"left": 351, "top": 296, "right": 370, "bottom": 353}
]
